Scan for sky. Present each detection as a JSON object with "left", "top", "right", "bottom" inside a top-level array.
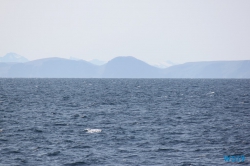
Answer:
[{"left": 0, "top": 0, "right": 250, "bottom": 64}]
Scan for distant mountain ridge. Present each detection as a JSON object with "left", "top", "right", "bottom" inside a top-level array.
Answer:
[
  {"left": 0, "top": 55, "right": 249, "bottom": 78},
  {"left": 0, "top": 53, "right": 29, "bottom": 63},
  {"left": 163, "top": 61, "right": 250, "bottom": 78},
  {"left": 151, "top": 60, "right": 177, "bottom": 68},
  {"left": 88, "top": 59, "right": 106, "bottom": 66},
  {"left": 102, "top": 56, "right": 162, "bottom": 78},
  {"left": 6, "top": 57, "right": 98, "bottom": 78}
]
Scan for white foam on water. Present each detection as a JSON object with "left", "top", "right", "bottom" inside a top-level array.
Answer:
[
  {"left": 207, "top": 92, "right": 215, "bottom": 95},
  {"left": 85, "top": 128, "right": 102, "bottom": 133}
]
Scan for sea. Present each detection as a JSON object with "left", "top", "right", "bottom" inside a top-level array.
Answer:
[{"left": 0, "top": 79, "right": 249, "bottom": 166}]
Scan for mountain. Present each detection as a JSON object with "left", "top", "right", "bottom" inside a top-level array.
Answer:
[
  {"left": 0, "top": 56, "right": 249, "bottom": 78},
  {"left": 0, "top": 52, "right": 29, "bottom": 63},
  {"left": 151, "top": 60, "right": 177, "bottom": 68},
  {"left": 89, "top": 59, "right": 106, "bottom": 66},
  {"left": 6, "top": 57, "right": 98, "bottom": 78},
  {"left": 163, "top": 60, "right": 250, "bottom": 78},
  {"left": 101, "top": 56, "right": 163, "bottom": 78},
  {"left": 69, "top": 57, "right": 106, "bottom": 65},
  {"left": 0, "top": 63, "right": 13, "bottom": 77}
]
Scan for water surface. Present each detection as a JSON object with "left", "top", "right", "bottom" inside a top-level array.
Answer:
[{"left": 0, "top": 79, "right": 250, "bottom": 165}]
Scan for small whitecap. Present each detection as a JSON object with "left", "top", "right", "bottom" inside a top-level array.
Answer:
[
  {"left": 85, "top": 128, "right": 102, "bottom": 133},
  {"left": 0, "top": 129, "right": 3, "bottom": 132}
]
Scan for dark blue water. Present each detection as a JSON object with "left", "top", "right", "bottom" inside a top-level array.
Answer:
[{"left": 0, "top": 79, "right": 250, "bottom": 166}]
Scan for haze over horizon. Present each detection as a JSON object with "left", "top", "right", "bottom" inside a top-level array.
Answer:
[{"left": 1, "top": 0, "right": 250, "bottom": 64}]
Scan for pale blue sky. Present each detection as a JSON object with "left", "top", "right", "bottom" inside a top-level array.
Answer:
[{"left": 0, "top": 0, "right": 250, "bottom": 64}]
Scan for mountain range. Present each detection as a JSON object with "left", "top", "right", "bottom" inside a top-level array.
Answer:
[
  {"left": 0, "top": 53, "right": 29, "bottom": 63},
  {"left": 0, "top": 53, "right": 249, "bottom": 78},
  {"left": 150, "top": 60, "right": 177, "bottom": 68}
]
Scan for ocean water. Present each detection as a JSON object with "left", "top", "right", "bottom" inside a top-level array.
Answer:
[{"left": 0, "top": 79, "right": 250, "bottom": 166}]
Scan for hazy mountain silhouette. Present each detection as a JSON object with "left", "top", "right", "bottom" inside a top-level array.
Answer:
[
  {"left": 163, "top": 61, "right": 250, "bottom": 78},
  {"left": 69, "top": 56, "right": 82, "bottom": 61},
  {"left": 0, "top": 53, "right": 29, "bottom": 63},
  {"left": 151, "top": 60, "right": 177, "bottom": 68},
  {"left": 0, "top": 55, "right": 249, "bottom": 78},
  {"left": 101, "top": 56, "right": 162, "bottom": 78},
  {"left": 0, "top": 63, "right": 13, "bottom": 77},
  {"left": 6, "top": 58, "right": 98, "bottom": 78},
  {"left": 89, "top": 59, "right": 106, "bottom": 66}
]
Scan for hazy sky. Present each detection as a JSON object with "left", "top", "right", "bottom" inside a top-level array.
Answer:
[{"left": 0, "top": 0, "right": 250, "bottom": 64}]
